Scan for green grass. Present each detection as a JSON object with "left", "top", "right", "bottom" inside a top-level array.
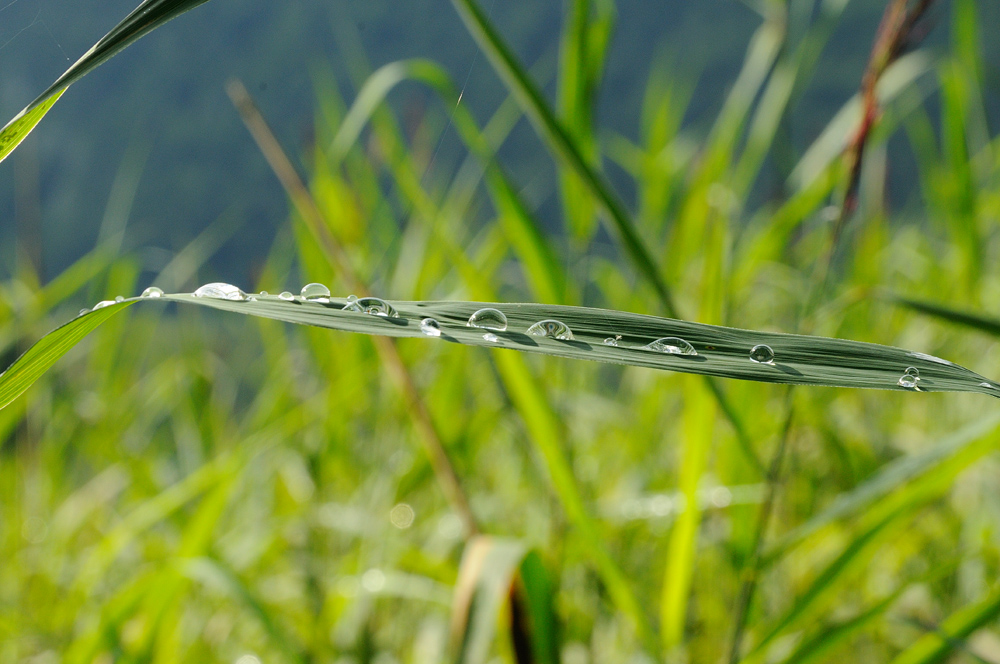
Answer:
[{"left": 3, "top": 0, "right": 1000, "bottom": 662}]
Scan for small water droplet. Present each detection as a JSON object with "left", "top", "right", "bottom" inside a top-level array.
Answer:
[
  {"left": 259, "top": 291, "right": 268, "bottom": 296},
  {"left": 346, "top": 294, "right": 358, "bottom": 303},
  {"left": 526, "top": 319, "right": 574, "bottom": 340},
  {"left": 749, "top": 344, "right": 775, "bottom": 365},
  {"left": 78, "top": 309, "right": 89, "bottom": 316},
  {"left": 278, "top": 291, "right": 295, "bottom": 301},
  {"left": 898, "top": 374, "right": 919, "bottom": 389},
  {"left": 301, "top": 282, "right": 331, "bottom": 302},
  {"left": 980, "top": 382, "right": 996, "bottom": 389},
  {"left": 343, "top": 296, "right": 398, "bottom": 317},
  {"left": 604, "top": 337, "right": 620, "bottom": 346},
  {"left": 248, "top": 296, "right": 257, "bottom": 301},
  {"left": 114, "top": 296, "right": 125, "bottom": 303},
  {"left": 644, "top": 337, "right": 697, "bottom": 356},
  {"left": 467, "top": 308, "right": 507, "bottom": 331},
  {"left": 92, "top": 300, "right": 116, "bottom": 310},
  {"left": 194, "top": 283, "right": 247, "bottom": 301},
  {"left": 483, "top": 332, "right": 499, "bottom": 343},
  {"left": 141, "top": 287, "right": 163, "bottom": 298},
  {"left": 904, "top": 366, "right": 919, "bottom": 379},
  {"left": 420, "top": 318, "right": 442, "bottom": 337}
]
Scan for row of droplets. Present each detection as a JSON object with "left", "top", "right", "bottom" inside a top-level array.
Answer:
[{"left": 90, "top": 282, "right": 929, "bottom": 386}]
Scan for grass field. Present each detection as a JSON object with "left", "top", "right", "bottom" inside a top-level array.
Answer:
[{"left": 2, "top": 0, "right": 1000, "bottom": 662}]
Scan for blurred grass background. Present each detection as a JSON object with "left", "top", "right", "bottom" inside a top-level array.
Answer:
[{"left": 3, "top": 0, "right": 1000, "bottom": 662}]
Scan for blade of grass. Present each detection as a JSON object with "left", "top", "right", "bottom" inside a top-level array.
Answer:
[
  {"left": 764, "top": 409, "right": 1000, "bottom": 560},
  {"left": 894, "top": 295, "right": 1000, "bottom": 337},
  {"left": 890, "top": 584, "right": 1000, "bottom": 664},
  {"left": 450, "top": 537, "right": 557, "bottom": 664},
  {"left": 5, "top": 292, "right": 1000, "bottom": 417},
  {"left": 0, "top": 0, "right": 212, "bottom": 164}
]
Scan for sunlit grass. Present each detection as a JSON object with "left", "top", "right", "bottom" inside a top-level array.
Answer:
[{"left": 2, "top": 0, "right": 1000, "bottom": 662}]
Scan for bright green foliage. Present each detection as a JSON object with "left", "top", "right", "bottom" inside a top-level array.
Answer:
[{"left": 3, "top": 0, "right": 1000, "bottom": 662}]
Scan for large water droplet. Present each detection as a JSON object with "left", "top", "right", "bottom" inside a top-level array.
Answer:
[
  {"left": 644, "top": 337, "right": 697, "bottom": 356},
  {"left": 301, "top": 283, "right": 331, "bottom": 302},
  {"left": 526, "top": 319, "right": 574, "bottom": 340},
  {"left": 194, "top": 283, "right": 247, "bottom": 301},
  {"left": 92, "top": 300, "right": 116, "bottom": 310},
  {"left": 278, "top": 291, "right": 295, "bottom": 301},
  {"left": 604, "top": 336, "right": 621, "bottom": 347},
  {"left": 467, "top": 308, "right": 507, "bottom": 331},
  {"left": 483, "top": 332, "right": 499, "bottom": 343},
  {"left": 141, "top": 287, "right": 163, "bottom": 298},
  {"left": 749, "top": 344, "right": 775, "bottom": 365},
  {"left": 343, "top": 297, "right": 398, "bottom": 317},
  {"left": 898, "top": 373, "right": 919, "bottom": 389},
  {"left": 420, "top": 318, "right": 442, "bottom": 337}
]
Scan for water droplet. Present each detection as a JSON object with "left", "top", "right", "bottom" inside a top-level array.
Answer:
[
  {"left": 644, "top": 337, "right": 697, "bottom": 356},
  {"left": 114, "top": 296, "right": 125, "bottom": 303},
  {"left": 483, "top": 333, "right": 499, "bottom": 343},
  {"left": 78, "top": 309, "right": 89, "bottom": 316},
  {"left": 749, "top": 344, "right": 775, "bottom": 365},
  {"left": 898, "top": 374, "right": 918, "bottom": 389},
  {"left": 343, "top": 297, "right": 398, "bottom": 317},
  {"left": 526, "top": 319, "right": 574, "bottom": 340},
  {"left": 604, "top": 337, "right": 620, "bottom": 346},
  {"left": 467, "top": 308, "right": 507, "bottom": 331},
  {"left": 904, "top": 366, "right": 919, "bottom": 379},
  {"left": 194, "top": 283, "right": 247, "bottom": 301},
  {"left": 346, "top": 294, "right": 358, "bottom": 303},
  {"left": 259, "top": 291, "right": 268, "bottom": 296},
  {"left": 141, "top": 287, "right": 163, "bottom": 298},
  {"left": 278, "top": 291, "right": 295, "bottom": 301},
  {"left": 980, "top": 382, "right": 996, "bottom": 389},
  {"left": 300, "top": 282, "right": 331, "bottom": 302},
  {"left": 92, "top": 300, "right": 116, "bottom": 310},
  {"left": 420, "top": 318, "right": 442, "bottom": 337}
]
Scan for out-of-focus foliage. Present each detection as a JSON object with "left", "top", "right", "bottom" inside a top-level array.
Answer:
[{"left": 3, "top": 0, "right": 1000, "bottom": 662}]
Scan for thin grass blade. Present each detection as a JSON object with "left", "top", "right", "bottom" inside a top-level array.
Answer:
[
  {"left": 3, "top": 294, "right": 1000, "bottom": 414},
  {"left": 0, "top": 0, "right": 212, "bottom": 164}
]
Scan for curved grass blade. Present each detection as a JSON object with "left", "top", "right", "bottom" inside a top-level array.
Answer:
[
  {"left": 890, "top": 584, "right": 1000, "bottom": 664},
  {"left": 3, "top": 293, "right": 1000, "bottom": 413},
  {"left": 894, "top": 296, "right": 1000, "bottom": 337},
  {"left": 0, "top": 301, "right": 134, "bottom": 411},
  {"left": 0, "top": 0, "right": 212, "bottom": 164},
  {"left": 764, "top": 410, "right": 1000, "bottom": 560}
]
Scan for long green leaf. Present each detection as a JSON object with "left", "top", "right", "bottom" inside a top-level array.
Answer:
[
  {"left": 0, "top": 0, "right": 211, "bottom": 164},
  {"left": 890, "top": 584, "right": 1000, "bottom": 664},
  {"left": 895, "top": 296, "right": 1000, "bottom": 337},
  {"left": 3, "top": 292, "right": 999, "bottom": 413},
  {"left": 0, "top": 301, "right": 135, "bottom": 410}
]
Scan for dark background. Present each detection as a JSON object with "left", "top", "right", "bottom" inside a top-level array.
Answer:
[{"left": 0, "top": 0, "right": 996, "bottom": 285}]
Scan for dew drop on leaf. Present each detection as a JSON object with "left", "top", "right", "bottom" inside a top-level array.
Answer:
[
  {"left": 749, "top": 344, "right": 775, "bottom": 365},
  {"left": 644, "top": 337, "right": 696, "bottom": 356},
  {"left": 194, "top": 283, "right": 247, "bottom": 301},
  {"left": 526, "top": 319, "right": 574, "bottom": 340},
  {"left": 300, "top": 283, "right": 331, "bottom": 302},
  {"left": 420, "top": 318, "right": 442, "bottom": 337},
  {"left": 467, "top": 308, "right": 507, "bottom": 331}
]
